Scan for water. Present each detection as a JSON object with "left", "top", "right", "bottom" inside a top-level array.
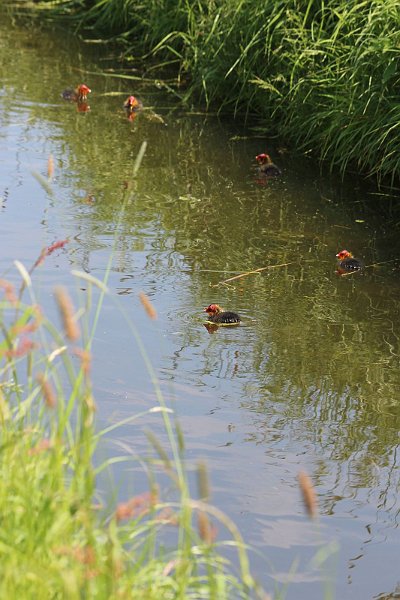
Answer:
[{"left": 1, "top": 13, "right": 400, "bottom": 599}]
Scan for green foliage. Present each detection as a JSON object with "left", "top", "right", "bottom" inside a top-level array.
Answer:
[
  {"left": 24, "top": 0, "right": 400, "bottom": 183},
  {"left": 0, "top": 176, "right": 264, "bottom": 598}
]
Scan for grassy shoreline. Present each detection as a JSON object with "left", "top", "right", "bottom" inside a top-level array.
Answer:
[
  {"left": 12, "top": 0, "right": 400, "bottom": 186},
  {"left": 0, "top": 253, "right": 266, "bottom": 599},
  {"left": 0, "top": 154, "right": 271, "bottom": 597}
]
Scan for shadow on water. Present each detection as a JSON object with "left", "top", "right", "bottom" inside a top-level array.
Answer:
[{"left": 1, "top": 12, "right": 400, "bottom": 600}]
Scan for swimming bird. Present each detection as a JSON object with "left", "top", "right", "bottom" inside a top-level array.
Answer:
[
  {"left": 255, "top": 153, "right": 281, "bottom": 177},
  {"left": 204, "top": 304, "right": 241, "bottom": 325},
  {"left": 124, "top": 95, "right": 143, "bottom": 112},
  {"left": 61, "top": 84, "right": 91, "bottom": 102},
  {"left": 123, "top": 95, "right": 143, "bottom": 121},
  {"left": 336, "top": 249, "right": 363, "bottom": 272}
]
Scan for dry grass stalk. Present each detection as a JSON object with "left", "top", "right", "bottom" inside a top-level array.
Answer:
[
  {"left": 155, "top": 507, "right": 179, "bottom": 526},
  {"left": 54, "top": 286, "right": 80, "bottom": 341},
  {"left": 73, "top": 545, "right": 95, "bottom": 566},
  {"left": 54, "top": 545, "right": 99, "bottom": 579},
  {"left": 115, "top": 489, "right": 158, "bottom": 522},
  {"left": 46, "top": 239, "right": 69, "bottom": 256},
  {"left": 84, "top": 393, "right": 96, "bottom": 427},
  {"left": 11, "top": 304, "right": 42, "bottom": 337},
  {"left": 47, "top": 154, "right": 54, "bottom": 180},
  {"left": 0, "top": 279, "right": 18, "bottom": 305},
  {"left": 162, "top": 559, "right": 179, "bottom": 577},
  {"left": 37, "top": 372, "right": 57, "bottom": 408},
  {"left": 197, "top": 461, "right": 210, "bottom": 501},
  {"left": 32, "top": 240, "right": 69, "bottom": 272},
  {"left": 74, "top": 348, "right": 92, "bottom": 376},
  {"left": 28, "top": 438, "right": 52, "bottom": 456},
  {"left": 0, "top": 390, "right": 10, "bottom": 421},
  {"left": 298, "top": 470, "right": 318, "bottom": 519},
  {"left": 146, "top": 430, "right": 173, "bottom": 474},
  {"left": 211, "top": 262, "right": 293, "bottom": 287},
  {"left": 197, "top": 510, "right": 217, "bottom": 544},
  {"left": 139, "top": 291, "right": 157, "bottom": 320},
  {"left": 5, "top": 337, "right": 36, "bottom": 359}
]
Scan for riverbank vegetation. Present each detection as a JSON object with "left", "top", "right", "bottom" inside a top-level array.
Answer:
[
  {"left": 0, "top": 155, "right": 270, "bottom": 597},
  {"left": 0, "top": 261, "right": 265, "bottom": 599},
  {"left": 12, "top": 0, "right": 400, "bottom": 184}
]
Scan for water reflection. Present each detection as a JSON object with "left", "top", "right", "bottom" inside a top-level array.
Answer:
[{"left": 1, "top": 13, "right": 400, "bottom": 600}]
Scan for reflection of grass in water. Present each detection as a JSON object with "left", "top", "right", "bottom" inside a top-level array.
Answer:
[
  {"left": 0, "top": 151, "right": 276, "bottom": 598},
  {"left": 21, "top": 0, "right": 400, "bottom": 182}
]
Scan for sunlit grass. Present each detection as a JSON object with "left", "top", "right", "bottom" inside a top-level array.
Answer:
[
  {"left": 0, "top": 270, "right": 261, "bottom": 598},
  {"left": 14, "top": 0, "right": 400, "bottom": 183},
  {"left": 0, "top": 152, "right": 269, "bottom": 598}
]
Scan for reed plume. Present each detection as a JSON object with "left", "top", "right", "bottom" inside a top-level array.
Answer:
[
  {"left": 36, "top": 372, "right": 57, "bottom": 408},
  {"left": 54, "top": 286, "right": 80, "bottom": 341},
  {"left": 197, "top": 510, "right": 217, "bottom": 544},
  {"left": 197, "top": 461, "right": 210, "bottom": 501},
  {"left": 139, "top": 292, "right": 157, "bottom": 320},
  {"left": 0, "top": 279, "right": 17, "bottom": 305},
  {"left": 47, "top": 154, "right": 54, "bottom": 180},
  {"left": 298, "top": 470, "right": 318, "bottom": 519}
]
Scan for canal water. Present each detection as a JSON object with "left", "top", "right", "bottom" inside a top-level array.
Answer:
[{"left": 1, "top": 13, "right": 400, "bottom": 599}]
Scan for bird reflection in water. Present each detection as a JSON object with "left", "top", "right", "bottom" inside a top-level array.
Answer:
[
  {"left": 76, "top": 102, "right": 90, "bottom": 113},
  {"left": 203, "top": 322, "right": 220, "bottom": 334}
]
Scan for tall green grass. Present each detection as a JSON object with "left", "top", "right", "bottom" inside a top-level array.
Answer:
[
  {"left": 0, "top": 158, "right": 266, "bottom": 598},
  {"left": 17, "top": 0, "right": 400, "bottom": 184}
]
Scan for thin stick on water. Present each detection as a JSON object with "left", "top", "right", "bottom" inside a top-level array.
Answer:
[{"left": 211, "top": 262, "right": 293, "bottom": 287}]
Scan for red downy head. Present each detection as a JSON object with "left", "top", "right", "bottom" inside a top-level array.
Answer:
[
  {"left": 76, "top": 84, "right": 91, "bottom": 100},
  {"left": 124, "top": 96, "right": 141, "bottom": 111},
  {"left": 204, "top": 304, "right": 222, "bottom": 315},
  {"left": 336, "top": 249, "right": 353, "bottom": 260},
  {"left": 256, "top": 153, "right": 272, "bottom": 165}
]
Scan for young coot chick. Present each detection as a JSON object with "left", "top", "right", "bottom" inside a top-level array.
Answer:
[
  {"left": 204, "top": 304, "right": 241, "bottom": 325},
  {"left": 62, "top": 84, "right": 91, "bottom": 102},
  {"left": 336, "top": 249, "right": 363, "bottom": 272},
  {"left": 124, "top": 95, "right": 143, "bottom": 113},
  {"left": 255, "top": 153, "right": 281, "bottom": 177}
]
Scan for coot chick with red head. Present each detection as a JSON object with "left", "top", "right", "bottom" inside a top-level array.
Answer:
[
  {"left": 62, "top": 84, "right": 91, "bottom": 102},
  {"left": 204, "top": 304, "right": 241, "bottom": 325},
  {"left": 124, "top": 95, "right": 143, "bottom": 121},
  {"left": 336, "top": 249, "right": 363, "bottom": 272},
  {"left": 255, "top": 153, "right": 281, "bottom": 177},
  {"left": 124, "top": 95, "right": 143, "bottom": 112}
]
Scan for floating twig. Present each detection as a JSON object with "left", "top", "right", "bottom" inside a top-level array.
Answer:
[
  {"left": 366, "top": 259, "right": 396, "bottom": 268},
  {"left": 211, "top": 262, "right": 293, "bottom": 287}
]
